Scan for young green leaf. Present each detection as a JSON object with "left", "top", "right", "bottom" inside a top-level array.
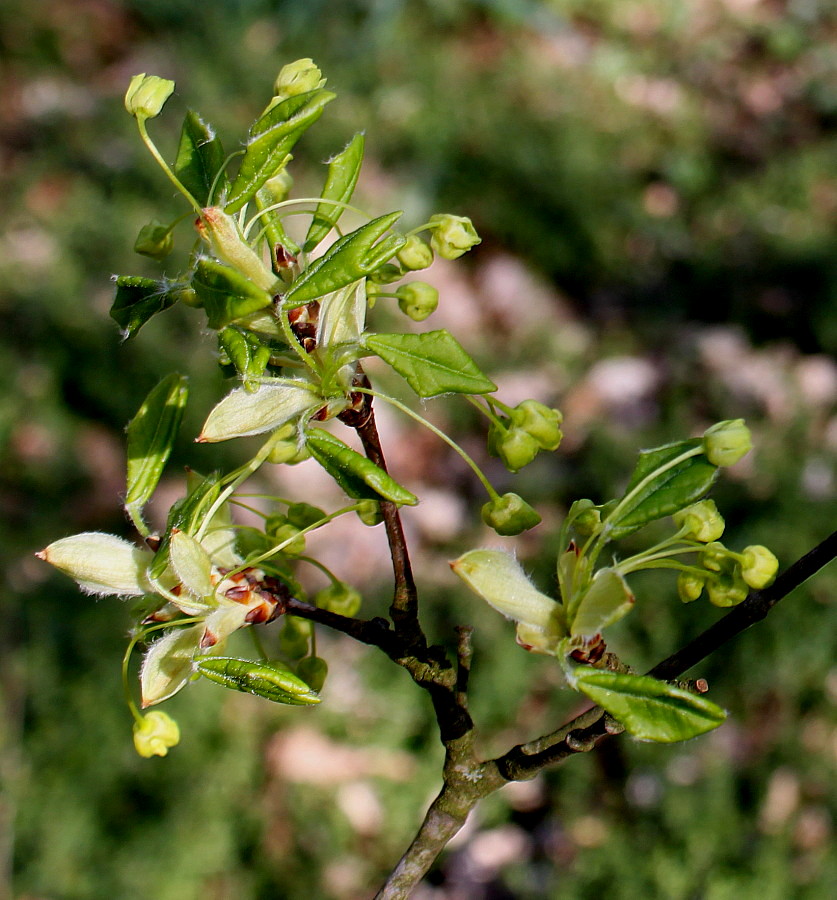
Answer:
[
  {"left": 174, "top": 110, "right": 227, "bottom": 207},
  {"left": 304, "top": 133, "right": 365, "bottom": 252},
  {"left": 306, "top": 427, "right": 418, "bottom": 506},
  {"left": 111, "top": 276, "right": 177, "bottom": 340},
  {"left": 192, "top": 257, "right": 273, "bottom": 330},
  {"left": 606, "top": 438, "right": 719, "bottom": 540},
  {"left": 125, "top": 374, "right": 189, "bottom": 532},
  {"left": 282, "top": 212, "right": 405, "bottom": 306},
  {"left": 218, "top": 328, "right": 272, "bottom": 390},
  {"left": 224, "top": 90, "right": 336, "bottom": 214},
  {"left": 196, "top": 657, "right": 320, "bottom": 705},
  {"left": 574, "top": 669, "right": 727, "bottom": 742},
  {"left": 363, "top": 330, "right": 497, "bottom": 398},
  {"left": 569, "top": 568, "right": 634, "bottom": 637},
  {"left": 198, "top": 380, "right": 321, "bottom": 443}
]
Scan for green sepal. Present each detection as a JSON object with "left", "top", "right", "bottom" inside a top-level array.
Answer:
[
  {"left": 174, "top": 110, "right": 227, "bottom": 208},
  {"left": 224, "top": 90, "right": 336, "bottom": 214},
  {"left": 574, "top": 669, "right": 727, "bottom": 743},
  {"left": 363, "top": 330, "right": 497, "bottom": 398},
  {"left": 196, "top": 657, "right": 320, "bottom": 705},
  {"left": 304, "top": 133, "right": 365, "bottom": 252},
  {"left": 192, "top": 257, "right": 273, "bottom": 330},
  {"left": 282, "top": 212, "right": 405, "bottom": 307},
  {"left": 218, "top": 327, "right": 271, "bottom": 390},
  {"left": 111, "top": 276, "right": 177, "bottom": 340},
  {"left": 305, "top": 427, "right": 418, "bottom": 506},
  {"left": 149, "top": 473, "right": 221, "bottom": 581},
  {"left": 606, "top": 439, "right": 719, "bottom": 540},
  {"left": 125, "top": 374, "right": 189, "bottom": 533}
]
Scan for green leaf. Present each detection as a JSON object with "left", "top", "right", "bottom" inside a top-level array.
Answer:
[
  {"left": 363, "top": 330, "right": 497, "bottom": 398},
  {"left": 304, "top": 133, "right": 365, "bottom": 252},
  {"left": 196, "top": 657, "right": 320, "bottom": 705},
  {"left": 224, "top": 90, "right": 336, "bottom": 214},
  {"left": 574, "top": 669, "right": 727, "bottom": 742},
  {"left": 110, "top": 276, "right": 176, "bottom": 340},
  {"left": 125, "top": 374, "right": 189, "bottom": 532},
  {"left": 192, "top": 257, "right": 273, "bottom": 330},
  {"left": 606, "top": 439, "right": 718, "bottom": 540},
  {"left": 569, "top": 568, "right": 634, "bottom": 637},
  {"left": 174, "top": 110, "right": 227, "bottom": 207},
  {"left": 218, "top": 328, "right": 271, "bottom": 389},
  {"left": 283, "top": 212, "right": 405, "bottom": 306},
  {"left": 306, "top": 427, "right": 418, "bottom": 506},
  {"left": 149, "top": 474, "right": 221, "bottom": 581}
]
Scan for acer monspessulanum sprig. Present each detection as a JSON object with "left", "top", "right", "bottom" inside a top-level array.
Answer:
[{"left": 37, "top": 59, "right": 778, "bottom": 771}]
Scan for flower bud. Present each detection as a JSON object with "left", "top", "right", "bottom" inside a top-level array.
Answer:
[
  {"left": 355, "top": 499, "right": 384, "bottom": 527},
  {"left": 706, "top": 571, "right": 749, "bottom": 607},
  {"left": 451, "top": 549, "right": 561, "bottom": 631},
  {"left": 428, "top": 214, "right": 481, "bottom": 260},
  {"left": 267, "top": 424, "right": 310, "bottom": 465},
  {"left": 133, "top": 711, "right": 180, "bottom": 758},
  {"left": 134, "top": 220, "right": 173, "bottom": 260},
  {"left": 274, "top": 59, "right": 326, "bottom": 100},
  {"left": 700, "top": 541, "right": 730, "bottom": 573},
  {"left": 570, "top": 499, "right": 601, "bottom": 536},
  {"left": 512, "top": 400, "right": 563, "bottom": 451},
  {"left": 262, "top": 168, "right": 294, "bottom": 203},
  {"left": 702, "top": 419, "right": 752, "bottom": 467},
  {"left": 496, "top": 428, "right": 540, "bottom": 473},
  {"left": 314, "top": 582, "right": 362, "bottom": 617},
  {"left": 740, "top": 545, "right": 778, "bottom": 589},
  {"left": 673, "top": 500, "right": 725, "bottom": 543},
  {"left": 196, "top": 207, "right": 277, "bottom": 292},
  {"left": 296, "top": 656, "right": 328, "bottom": 692},
  {"left": 396, "top": 282, "right": 439, "bottom": 321},
  {"left": 286, "top": 502, "right": 327, "bottom": 529},
  {"left": 124, "top": 74, "right": 175, "bottom": 120},
  {"left": 368, "top": 263, "right": 402, "bottom": 285},
  {"left": 481, "top": 493, "right": 542, "bottom": 535},
  {"left": 279, "top": 616, "right": 311, "bottom": 659},
  {"left": 677, "top": 572, "right": 705, "bottom": 603},
  {"left": 265, "top": 518, "right": 306, "bottom": 556},
  {"left": 396, "top": 234, "right": 434, "bottom": 270}
]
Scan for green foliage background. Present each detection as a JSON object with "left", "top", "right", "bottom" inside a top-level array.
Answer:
[{"left": 1, "top": 1, "right": 834, "bottom": 897}]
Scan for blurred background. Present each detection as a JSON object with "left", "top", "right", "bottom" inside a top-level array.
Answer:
[{"left": 1, "top": 1, "right": 835, "bottom": 897}]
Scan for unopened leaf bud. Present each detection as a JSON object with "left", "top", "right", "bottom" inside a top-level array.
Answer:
[
  {"left": 314, "top": 582, "right": 362, "bottom": 617},
  {"left": 451, "top": 549, "right": 560, "bottom": 631},
  {"left": 274, "top": 59, "right": 326, "bottom": 100},
  {"left": 673, "top": 500, "right": 725, "bottom": 543},
  {"left": 706, "top": 571, "right": 749, "bottom": 607},
  {"left": 677, "top": 572, "right": 705, "bottom": 603},
  {"left": 396, "top": 282, "right": 439, "bottom": 321},
  {"left": 740, "top": 545, "right": 778, "bottom": 589},
  {"left": 702, "top": 419, "right": 752, "bottom": 467},
  {"left": 512, "top": 400, "right": 563, "bottom": 450},
  {"left": 124, "top": 74, "right": 175, "bottom": 120},
  {"left": 396, "top": 234, "right": 434, "bottom": 270},
  {"left": 428, "top": 214, "right": 481, "bottom": 260},
  {"left": 515, "top": 621, "right": 562, "bottom": 655},
  {"left": 196, "top": 207, "right": 277, "bottom": 292},
  {"left": 481, "top": 493, "right": 542, "bottom": 535},
  {"left": 134, "top": 220, "right": 174, "bottom": 260},
  {"left": 296, "top": 656, "right": 328, "bottom": 692},
  {"left": 496, "top": 428, "right": 540, "bottom": 473},
  {"left": 133, "top": 711, "right": 180, "bottom": 758}
]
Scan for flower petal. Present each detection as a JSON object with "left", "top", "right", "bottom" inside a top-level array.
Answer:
[
  {"left": 36, "top": 532, "right": 152, "bottom": 596},
  {"left": 169, "top": 530, "right": 215, "bottom": 599}
]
